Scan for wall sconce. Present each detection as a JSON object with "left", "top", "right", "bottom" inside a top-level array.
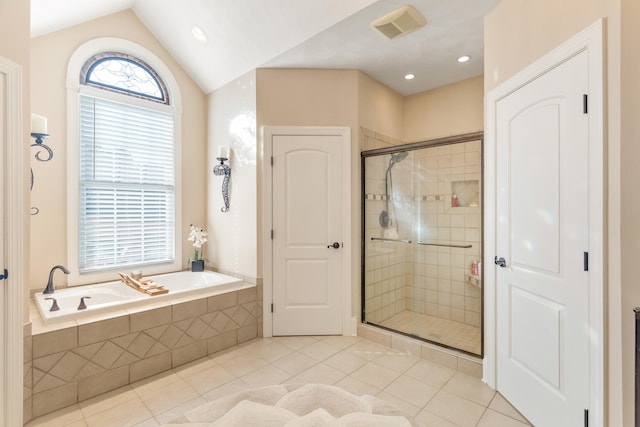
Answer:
[
  {"left": 30, "top": 113, "right": 54, "bottom": 215},
  {"left": 30, "top": 113, "right": 53, "bottom": 161},
  {"left": 213, "top": 145, "right": 231, "bottom": 212}
]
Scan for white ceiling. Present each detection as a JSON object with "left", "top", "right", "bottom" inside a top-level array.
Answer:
[{"left": 31, "top": 0, "right": 500, "bottom": 96}]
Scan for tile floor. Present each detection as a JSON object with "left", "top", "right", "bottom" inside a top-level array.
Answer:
[
  {"left": 380, "top": 310, "right": 482, "bottom": 355},
  {"left": 26, "top": 336, "right": 530, "bottom": 427}
]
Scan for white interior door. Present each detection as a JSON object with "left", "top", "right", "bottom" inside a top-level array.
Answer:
[
  {"left": 271, "top": 132, "right": 346, "bottom": 335},
  {"left": 0, "top": 56, "right": 24, "bottom": 425},
  {"left": 0, "top": 72, "right": 5, "bottom": 425},
  {"left": 495, "top": 50, "right": 591, "bottom": 426}
]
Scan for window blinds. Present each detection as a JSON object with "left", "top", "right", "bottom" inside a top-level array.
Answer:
[{"left": 79, "top": 94, "right": 175, "bottom": 272}]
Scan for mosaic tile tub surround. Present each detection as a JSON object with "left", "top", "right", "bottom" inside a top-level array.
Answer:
[{"left": 26, "top": 285, "right": 262, "bottom": 419}]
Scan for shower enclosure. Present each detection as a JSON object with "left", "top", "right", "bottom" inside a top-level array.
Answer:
[{"left": 361, "top": 132, "right": 483, "bottom": 356}]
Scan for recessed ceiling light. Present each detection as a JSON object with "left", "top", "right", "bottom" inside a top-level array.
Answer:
[
  {"left": 457, "top": 55, "right": 471, "bottom": 63},
  {"left": 191, "top": 25, "right": 208, "bottom": 44},
  {"left": 404, "top": 74, "right": 415, "bottom": 80}
]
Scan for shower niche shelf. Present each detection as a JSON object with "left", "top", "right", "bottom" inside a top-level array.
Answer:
[
  {"left": 450, "top": 179, "right": 480, "bottom": 208},
  {"left": 465, "top": 273, "right": 482, "bottom": 288}
]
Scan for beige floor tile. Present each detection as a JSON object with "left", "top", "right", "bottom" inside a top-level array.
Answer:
[
  {"left": 383, "top": 374, "right": 439, "bottom": 408},
  {"left": 129, "top": 371, "right": 182, "bottom": 396},
  {"left": 25, "top": 403, "right": 84, "bottom": 427},
  {"left": 271, "top": 351, "right": 318, "bottom": 375},
  {"left": 79, "top": 385, "right": 137, "bottom": 418},
  {"left": 201, "top": 378, "right": 253, "bottom": 402},
  {"left": 64, "top": 420, "right": 88, "bottom": 427},
  {"left": 477, "top": 409, "right": 532, "bottom": 427},
  {"left": 405, "top": 359, "right": 456, "bottom": 389},
  {"left": 132, "top": 418, "right": 160, "bottom": 427},
  {"left": 489, "top": 393, "right": 531, "bottom": 424},
  {"left": 351, "top": 361, "right": 401, "bottom": 389},
  {"left": 373, "top": 352, "right": 420, "bottom": 374},
  {"left": 376, "top": 391, "right": 422, "bottom": 417},
  {"left": 299, "top": 340, "right": 343, "bottom": 361},
  {"left": 335, "top": 375, "right": 380, "bottom": 397},
  {"left": 415, "top": 409, "right": 461, "bottom": 427},
  {"left": 323, "top": 351, "right": 369, "bottom": 374},
  {"left": 84, "top": 399, "right": 153, "bottom": 427},
  {"left": 217, "top": 353, "right": 268, "bottom": 377},
  {"left": 289, "top": 362, "right": 346, "bottom": 385},
  {"left": 240, "top": 363, "right": 291, "bottom": 387},
  {"left": 271, "top": 336, "right": 320, "bottom": 350},
  {"left": 181, "top": 364, "right": 237, "bottom": 395},
  {"left": 443, "top": 372, "right": 496, "bottom": 406},
  {"left": 318, "top": 335, "right": 362, "bottom": 350},
  {"left": 425, "top": 390, "right": 486, "bottom": 427},
  {"left": 154, "top": 396, "right": 208, "bottom": 423},
  {"left": 344, "top": 340, "right": 395, "bottom": 360},
  {"left": 208, "top": 342, "right": 254, "bottom": 364},
  {"left": 171, "top": 356, "right": 217, "bottom": 379},
  {"left": 251, "top": 340, "right": 295, "bottom": 362},
  {"left": 136, "top": 377, "right": 199, "bottom": 415}
]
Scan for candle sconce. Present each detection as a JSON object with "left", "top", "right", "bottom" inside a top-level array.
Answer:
[
  {"left": 30, "top": 114, "right": 54, "bottom": 215},
  {"left": 213, "top": 147, "right": 231, "bottom": 212}
]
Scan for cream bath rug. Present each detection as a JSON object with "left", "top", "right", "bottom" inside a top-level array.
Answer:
[{"left": 163, "top": 383, "right": 424, "bottom": 427}]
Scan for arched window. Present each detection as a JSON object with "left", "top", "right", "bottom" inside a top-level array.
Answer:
[
  {"left": 81, "top": 52, "right": 169, "bottom": 103},
  {"left": 71, "top": 45, "right": 179, "bottom": 280}
]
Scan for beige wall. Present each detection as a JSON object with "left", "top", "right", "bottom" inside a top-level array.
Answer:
[
  {"left": 485, "top": 0, "right": 624, "bottom": 425},
  {"left": 620, "top": 0, "right": 640, "bottom": 426},
  {"left": 256, "top": 68, "right": 361, "bottom": 314},
  {"left": 404, "top": 76, "right": 484, "bottom": 143},
  {"left": 29, "top": 10, "right": 207, "bottom": 291},
  {"left": 358, "top": 71, "right": 404, "bottom": 141},
  {"left": 207, "top": 70, "right": 257, "bottom": 279},
  {"left": 0, "top": 0, "right": 31, "bottom": 322}
]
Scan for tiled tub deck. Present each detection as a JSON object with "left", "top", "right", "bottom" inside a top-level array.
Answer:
[{"left": 25, "top": 285, "right": 262, "bottom": 420}]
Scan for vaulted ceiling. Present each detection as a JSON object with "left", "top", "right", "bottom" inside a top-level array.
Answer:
[{"left": 31, "top": 0, "right": 499, "bottom": 95}]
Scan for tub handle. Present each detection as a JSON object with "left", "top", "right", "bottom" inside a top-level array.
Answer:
[
  {"left": 78, "top": 296, "right": 91, "bottom": 310},
  {"left": 44, "top": 297, "right": 59, "bottom": 312}
]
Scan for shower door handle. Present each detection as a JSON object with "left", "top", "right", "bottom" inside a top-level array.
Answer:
[
  {"left": 327, "top": 242, "right": 342, "bottom": 249},
  {"left": 494, "top": 256, "right": 507, "bottom": 268}
]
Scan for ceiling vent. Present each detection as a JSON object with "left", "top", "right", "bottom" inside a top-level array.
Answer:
[{"left": 370, "top": 5, "right": 426, "bottom": 40}]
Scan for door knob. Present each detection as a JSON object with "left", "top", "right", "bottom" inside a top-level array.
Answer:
[
  {"left": 494, "top": 256, "right": 507, "bottom": 268},
  {"left": 327, "top": 242, "right": 341, "bottom": 249}
]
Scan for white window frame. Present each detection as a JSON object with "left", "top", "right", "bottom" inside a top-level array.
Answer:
[{"left": 66, "top": 38, "right": 183, "bottom": 286}]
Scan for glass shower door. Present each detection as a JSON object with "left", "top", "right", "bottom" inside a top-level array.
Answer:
[{"left": 362, "top": 135, "right": 483, "bottom": 356}]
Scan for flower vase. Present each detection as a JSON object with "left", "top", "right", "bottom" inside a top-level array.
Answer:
[{"left": 191, "top": 260, "right": 204, "bottom": 272}]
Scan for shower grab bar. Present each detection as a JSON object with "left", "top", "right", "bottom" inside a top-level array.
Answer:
[
  {"left": 417, "top": 241, "right": 473, "bottom": 249},
  {"left": 370, "top": 237, "right": 412, "bottom": 244}
]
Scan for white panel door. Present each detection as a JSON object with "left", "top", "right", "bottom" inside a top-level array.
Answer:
[
  {"left": 0, "top": 72, "right": 5, "bottom": 424},
  {"left": 496, "top": 50, "right": 590, "bottom": 426},
  {"left": 272, "top": 134, "right": 344, "bottom": 335}
]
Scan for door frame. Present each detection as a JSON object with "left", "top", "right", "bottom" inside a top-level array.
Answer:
[
  {"left": 0, "top": 55, "right": 25, "bottom": 425},
  {"left": 262, "top": 126, "right": 352, "bottom": 337},
  {"left": 484, "top": 19, "right": 604, "bottom": 425}
]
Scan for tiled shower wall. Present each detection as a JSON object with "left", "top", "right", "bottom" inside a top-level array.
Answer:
[
  {"left": 362, "top": 129, "right": 408, "bottom": 324},
  {"left": 362, "top": 133, "right": 482, "bottom": 329},
  {"left": 411, "top": 141, "right": 482, "bottom": 327}
]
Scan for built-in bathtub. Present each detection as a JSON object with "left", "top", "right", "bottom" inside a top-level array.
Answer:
[
  {"left": 34, "top": 270, "right": 247, "bottom": 324},
  {"left": 27, "top": 269, "right": 262, "bottom": 419}
]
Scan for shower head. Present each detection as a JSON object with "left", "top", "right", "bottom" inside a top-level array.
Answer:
[{"left": 389, "top": 151, "right": 408, "bottom": 165}]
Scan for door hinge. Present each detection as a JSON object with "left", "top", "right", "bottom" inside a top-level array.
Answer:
[
  {"left": 271, "top": 156, "right": 274, "bottom": 166},
  {"left": 271, "top": 230, "right": 274, "bottom": 240},
  {"left": 584, "top": 409, "right": 589, "bottom": 427},
  {"left": 0, "top": 268, "right": 7, "bottom": 280},
  {"left": 271, "top": 303, "right": 274, "bottom": 313},
  {"left": 584, "top": 252, "right": 589, "bottom": 271},
  {"left": 583, "top": 94, "right": 588, "bottom": 114}
]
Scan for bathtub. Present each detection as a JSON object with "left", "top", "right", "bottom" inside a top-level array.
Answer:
[{"left": 34, "top": 270, "right": 248, "bottom": 324}]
